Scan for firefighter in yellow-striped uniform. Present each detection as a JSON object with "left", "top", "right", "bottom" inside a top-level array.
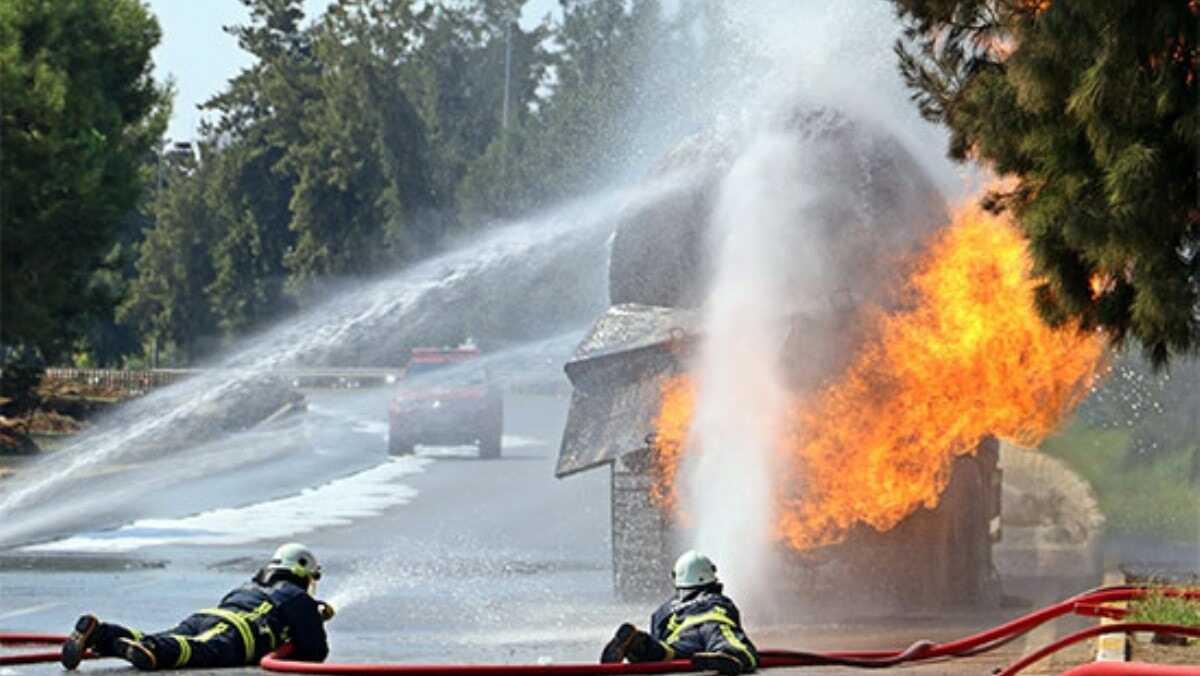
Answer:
[
  {"left": 60, "top": 543, "right": 331, "bottom": 670},
  {"left": 600, "top": 550, "right": 759, "bottom": 675}
]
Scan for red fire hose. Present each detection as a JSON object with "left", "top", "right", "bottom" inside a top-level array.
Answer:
[
  {"left": 261, "top": 649, "right": 702, "bottom": 675},
  {"left": 0, "top": 633, "right": 89, "bottom": 667},
  {"left": 993, "top": 623, "right": 1200, "bottom": 676},
  {"left": 4, "top": 586, "right": 1198, "bottom": 674}
]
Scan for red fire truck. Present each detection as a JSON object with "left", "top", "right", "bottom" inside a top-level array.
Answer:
[{"left": 387, "top": 346, "right": 504, "bottom": 458}]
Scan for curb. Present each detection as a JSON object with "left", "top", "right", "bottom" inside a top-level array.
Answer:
[{"left": 1095, "top": 570, "right": 1129, "bottom": 662}]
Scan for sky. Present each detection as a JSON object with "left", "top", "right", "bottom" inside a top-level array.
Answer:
[{"left": 148, "top": 0, "right": 561, "bottom": 141}]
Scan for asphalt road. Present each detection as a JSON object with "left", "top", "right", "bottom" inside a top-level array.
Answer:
[{"left": 1, "top": 388, "right": 1101, "bottom": 675}]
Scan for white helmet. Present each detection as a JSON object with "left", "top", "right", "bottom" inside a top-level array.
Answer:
[
  {"left": 671, "top": 550, "right": 719, "bottom": 589},
  {"left": 266, "top": 543, "right": 323, "bottom": 583}
]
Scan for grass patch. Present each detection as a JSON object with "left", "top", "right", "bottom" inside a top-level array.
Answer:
[
  {"left": 1039, "top": 420, "right": 1200, "bottom": 542},
  {"left": 1128, "top": 589, "right": 1200, "bottom": 627}
]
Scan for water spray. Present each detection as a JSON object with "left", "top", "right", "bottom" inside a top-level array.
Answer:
[
  {"left": 683, "top": 131, "right": 825, "bottom": 607},
  {"left": 0, "top": 174, "right": 692, "bottom": 547}
]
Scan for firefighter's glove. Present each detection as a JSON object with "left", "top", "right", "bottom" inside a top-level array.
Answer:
[{"left": 317, "top": 602, "right": 336, "bottom": 622}]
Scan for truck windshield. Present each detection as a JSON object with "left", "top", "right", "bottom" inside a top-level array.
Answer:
[{"left": 405, "top": 360, "right": 485, "bottom": 383}]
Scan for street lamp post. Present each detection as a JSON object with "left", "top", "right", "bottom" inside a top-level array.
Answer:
[
  {"left": 500, "top": 10, "right": 518, "bottom": 195},
  {"left": 502, "top": 18, "right": 513, "bottom": 131},
  {"left": 152, "top": 138, "right": 170, "bottom": 369},
  {"left": 150, "top": 139, "right": 194, "bottom": 369}
]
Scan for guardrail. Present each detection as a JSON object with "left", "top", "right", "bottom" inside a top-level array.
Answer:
[
  {"left": 43, "top": 367, "right": 403, "bottom": 390},
  {"left": 42, "top": 367, "right": 571, "bottom": 394},
  {"left": 44, "top": 368, "right": 192, "bottom": 389}
]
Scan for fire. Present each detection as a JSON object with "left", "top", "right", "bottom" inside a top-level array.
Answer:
[
  {"left": 1090, "top": 273, "right": 1115, "bottom": 299},
  {"left": 651, "top": 202, "right": 1106, "bottom": 549},
  {"left": 650, "top": 374, "right": 695, "bottom": 511}
]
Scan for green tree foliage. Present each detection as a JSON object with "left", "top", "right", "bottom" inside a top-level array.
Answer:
[
  {"left": 891, "top": 0, "right": 1200, "bottom": 365},
  {"left": 0, "top": 0, "right": 169, "bottom": 361},
  {"left": 204, "top": 143, "right": 296, "bottom": 336},
  {"left": 193, "top": 0, "right": 480, "bottom": 300},
  {"left": 198, "top": 0, "right": 312, "bottom": 330},
  {"left": 119, "top": 0, "right": 540, "bottom": 349},
  {"left": 76, "top": 150, "right": 166, "bottom": 366},
  {"left": 0, "top": 346, "right": 44, "bottom": 419},
  {"left": 1079, "top": 352, "right": 1200, "bottom": 484},
  {"left": 77, "top": 236, "right": 144, "bottom": 366},
  {"left": 281, "top": 0, "right": 440, "bottom": 295},
  {"left": 458, "top": 0, "right": 668, "bottom": 219},
  {"left": 17, "top": 0, "right": 708, "bottom": 366},
  {"left": 409, "top": 1, "right": 551, "bottom": 214},
  {"left": 119, "top": 148, "right": 220, "bottom": 365}
]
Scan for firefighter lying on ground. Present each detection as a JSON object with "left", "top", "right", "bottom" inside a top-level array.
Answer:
[
  {"left": 60, "top": 542, "right": 332, "bottom": 670},
  {"left": 600, "top": 550, "right": 759, "bottom": 675}
]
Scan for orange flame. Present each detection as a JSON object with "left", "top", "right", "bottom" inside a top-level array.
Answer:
[
  {"left": 1090, "top": 273, "right": 1115, "bottom": 299},
  {"left": 650, "top": 375, "right": 695, "bottom": 510},
  {"left": 651, "top": 202, "right": 1106, "bottom": 549}
]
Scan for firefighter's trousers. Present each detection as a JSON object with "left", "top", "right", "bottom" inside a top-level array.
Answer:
[
  {"left": 92, "top": 613, "right": 248, "bottom": 669},
  {"left": 626, "top": 619, "right": 758, "bottom": 672}
]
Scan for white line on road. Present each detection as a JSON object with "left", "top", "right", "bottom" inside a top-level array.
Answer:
[
  {"left": 0, "top": 601, "right": 63, "bottom": 621},
  {"left": 116, "top": 579, "right": 164, "bottom": 593}
]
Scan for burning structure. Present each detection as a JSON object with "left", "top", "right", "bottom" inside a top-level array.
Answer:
[{"left": 556, "top": 108, "right": 1104, "bottom": 607}]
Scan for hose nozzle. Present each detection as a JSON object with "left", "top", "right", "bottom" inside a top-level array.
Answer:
[{"left": 317, "top": 603, "right": 336, "bottom": 622}]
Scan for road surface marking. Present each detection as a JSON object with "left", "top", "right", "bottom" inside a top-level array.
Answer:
[{"left": 0, "top": 601, "right": 63, "bottom": 620}]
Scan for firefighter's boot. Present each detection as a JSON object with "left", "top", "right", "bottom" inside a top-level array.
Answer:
[
  {"left": 600, "top": 624, "right": 668, "bottom": 663},
  {"left": 691, "top": 652, "right": 743, "bottom": 675},
  {"left": 118, "top": 637, "right": 158, "bottom": 671},
  {"left": 600, "top": 623, "right": 639, "bottom": 663},
  {"left": 60, "top": 615, "right": 100, "bottom": 670}
]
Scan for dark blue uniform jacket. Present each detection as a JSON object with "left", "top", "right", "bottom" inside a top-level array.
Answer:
[
  {"left": 648, "top": 589, "right": 758, "bottom": 671},
  {"left": 217, "top": 579, "right": 329, "bottom": 662}
]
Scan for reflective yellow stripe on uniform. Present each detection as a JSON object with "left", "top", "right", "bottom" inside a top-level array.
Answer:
[
  {"left": 664, "top": 607, "right": 738, "bottom": 645},
  {"left": 666, "top": 615, "right": 682, "bottom": 636},
  {"left": 193, "top": 621, "right": 229, "bottom": 643},
  {"left": 198, "top": 608, "right": 255, "bottom": 663},
  {"left": 243, "top": 601, "right": 277, "bottom": 651},
  {"left": 259, "top": 622, "right": 277, "bottom": 652},
  {"left": 657, "top": 640, "right": 676, "bottom": 660},
  {"left": 718, "top": 624, "right": 757, "bottom": 669},
  {"left": 170, "top": 635, "right": 192, "bottom": 668},
  {"left": 244, "top": 601, "right": 274, "bottom": 622}
]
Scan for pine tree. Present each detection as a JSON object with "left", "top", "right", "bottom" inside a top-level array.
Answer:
[
  {"left": 892, "top": 0, "right": 1199, "bottom": 365},
  {"left": 197, "top": 0, "right": 311, "bottom": 323},
  {"left": 118, "top": 154, "right": 220, "bottom": 365},
  {"left": 408, "top": 1, "right": 551, "bottom": 217},
  {"left": 458, "top": 0, "right": 669, "bottom": 219},
  {"left": 279, "top": 0, "right": 439, "bottom": 297},
  {"left": 0, "top": 0, "right": 169, "bottom": 362}
]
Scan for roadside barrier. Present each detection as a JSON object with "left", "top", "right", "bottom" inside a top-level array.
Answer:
[
  {"left": 3, "top": 586, "right": 1198, "bottom": 674},
  {"left": 43, "top": 368, "right": 192, "bottom": 390},
  {"left": 41, "top": 368, "right": 403, "bottom": 390}
]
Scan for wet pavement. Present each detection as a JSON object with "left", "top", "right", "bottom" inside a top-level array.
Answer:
[{"left": 2, "top": 388, "right": 1103, "bottom": 675}]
